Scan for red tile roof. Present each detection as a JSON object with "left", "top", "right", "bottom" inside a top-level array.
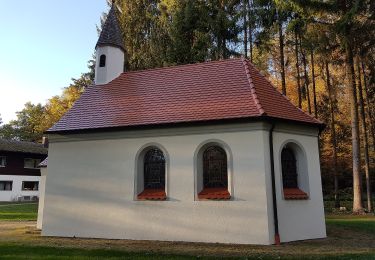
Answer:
[
  {"left": 283, "top": 188, "right": 309, "bottom": 200},
  {"left": 48, "top": 58, "right": 322, "bottom": 133}
]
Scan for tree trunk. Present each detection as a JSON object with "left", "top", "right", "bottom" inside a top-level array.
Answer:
[
  {"left": 223, "top": 38, "right": 227, "bottom": 59},
  {"left": 278, "top": 19, "right": 286, "bottom": 95},
  {"left": 301, "top": 44, "right": 311, "bottom": 114},
  {"left": 326, "top": 61, "right": 340, "bottom": 208},
  {"left": 243, "top": 0, "right": 248, "bottom": 58},
  {"left": 361, "top": 60, "right": 375, "bottom": 151},
  {"left": 345, "top": 42, "right": 363, "bottom": 213},
  {"left": 311, "top": 50, "right": 318, "bottom": 118},
  {"left": 295, "top": 30, "right": 302, "bottom": 108},
  {"left": 247, "top": 0, "right": 253, "bottom": 62},
  {"left": 357, "top": 57, "right": 372, "bottom": 212}
]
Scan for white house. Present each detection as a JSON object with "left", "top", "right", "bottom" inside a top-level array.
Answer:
[
  {"left": 0, "top": 139, "right": 47, "bottom": 202},
  {"left": 38, "top": 4, "right": 326, "bottom": 245}
]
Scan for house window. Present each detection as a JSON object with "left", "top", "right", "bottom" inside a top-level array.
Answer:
[
  {"left": 0, "top": 181, "right": 12, "bottom": 191},
  {"left": 198, "top": 145, "right": 230, "bottom": 200},
  {"left": 281, "top": 144, "right": 308, "bottom": 200},
  {"left": 0, "top": 156, "right": 6, "bottom": 167},
  {"left": 137, "top": 147, "right": 166, "bottom": 200},
  {"left": 22, "top": 181, "right": 39, "bottom": 191},
  {"left": 24, "top": 158, "right": 41, "bottom": 169},
  {"left": 99, "top": 55, "right": 106, "bottom": 67}
]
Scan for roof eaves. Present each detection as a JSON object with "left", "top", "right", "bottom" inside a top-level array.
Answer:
[
  {"left": 241, "top": 57, "right": 266, "bottom": 116},
  {"left": 45, "top": 116, "right": 266, "bottom": 135},
  {"left": 45, "top": 115, "right": 324, "bottom": 136}
]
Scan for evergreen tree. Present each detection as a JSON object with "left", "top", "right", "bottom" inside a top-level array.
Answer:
[
  {"left": 167, "top": 0, "right": 210, "bottom": 64},
  {"left": 290, "top": 0, "right": 375, "bottom": 213}
]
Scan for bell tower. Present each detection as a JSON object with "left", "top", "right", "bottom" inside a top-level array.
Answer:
[{"left": 94, "top": 1, "right": 125, "bottom": 85}]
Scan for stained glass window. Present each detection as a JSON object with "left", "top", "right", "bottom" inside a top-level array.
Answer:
[
  {"left": 203, "top": 146, "right": 228, "bottom": 188},
  {"left": 144, "top": 148, "right": 165, "bottom": 189}
]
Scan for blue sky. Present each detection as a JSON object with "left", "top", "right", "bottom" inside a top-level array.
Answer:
[{"left": 0, "top": 0, "right": 108, "bottom": 123}]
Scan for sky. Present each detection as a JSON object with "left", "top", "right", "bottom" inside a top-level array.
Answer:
[{"left": 0, "top": 0, "right": 108, "bottom": 123}]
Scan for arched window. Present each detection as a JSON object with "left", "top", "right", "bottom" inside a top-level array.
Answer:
[
  {"left": 281, "top": 147, "right": 298, "bottom": 188},
  {"left": 137, "top": 147, "right": 166, "bottom": 200},
  {"left": 144, "top": 148, "right": 165, "bottom": 189},
  {"left": 99, "top": 55, "right": 106, "bottom": 67},
  {"left": 203, "top": 146, "right": 228, "bottom": 188},
  {"left": 198, "top": 145, "right": 230, "bottom": 200},
  {"left": 281, "top": 145, "right": 308, "bottom": 200}
]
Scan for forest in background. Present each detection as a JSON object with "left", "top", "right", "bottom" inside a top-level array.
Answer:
[{"left": 0, "top": 0, "right": 374, "bottom": 213}]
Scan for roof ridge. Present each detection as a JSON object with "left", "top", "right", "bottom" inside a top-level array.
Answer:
[
  {"left": 241, "top": 57, "right": 266, "bottom": 116},
  {"left": 245, "top": 61, "right": 322, "bottom": 124}
]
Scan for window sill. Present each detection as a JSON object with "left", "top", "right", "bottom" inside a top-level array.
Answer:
[
  {"left": 137, "top": 189, "right": 166, "bottom": 201},
  {"left": 198, "top": 188, "right": 231, "bottom": 200},
  {"left": 283, "top": 188, "right": 308, "bottom": 200}
]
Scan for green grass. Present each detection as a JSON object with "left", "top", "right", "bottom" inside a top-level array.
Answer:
[
  {"left": 0, "top": 244, "right": 373, "bottom": 260},
  {"left": 0, "top": 202, "right": 38, "bottom": 220},
  {"left": 0, "top": 244, "right": 374, "bottom": 260},
  {"left": 0, "top": 203, "right": 374, "bottom": 259},
  {"left": 0, "top": 244, "right": 198, "bottom": 260},
  {"left": 326, "top": 214, "right": 375, "bottom": 233}
]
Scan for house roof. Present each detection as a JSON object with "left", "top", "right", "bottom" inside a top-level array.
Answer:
[
  {"left": 95, "top": 3, "right": 124, "bottom": 51},
  {"left": 48, "top": 58, "right": 322, "bottom": 133},
  {"left": 39, "top": 157, "right": 48, "bottom": 168},
  {"left": 0, "top": 139, "right": 48, "bottom": 155}
]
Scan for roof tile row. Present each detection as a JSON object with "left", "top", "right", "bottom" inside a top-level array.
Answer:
[{"left": 48, "top": 58, "right": 322, "bottom": 133}]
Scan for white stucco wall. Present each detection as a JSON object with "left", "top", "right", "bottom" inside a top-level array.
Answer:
[
  {"left": 42, "top": 123, "right": 274, "bottom": 244},
  {"left": 37, "top": 168, "right": 47, "bottom": 229},
  {"left": 94, "top": 46, "right": 124, "bottom": 85},
  {"left": 41, "top": 122, "right": 326, "bottom": 244},
  {"left": 271, "top": 124, "right": 326, "bottom": 242},
  {"left": 0, "top": 175, "right": 40, "bottom": 201}
]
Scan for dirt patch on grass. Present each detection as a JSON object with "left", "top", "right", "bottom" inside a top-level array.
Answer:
[{"left": 0, "top": 221, "right": 374, "bottom": 258}]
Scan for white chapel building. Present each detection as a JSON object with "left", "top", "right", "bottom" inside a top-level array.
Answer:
[{"left": 38, "top": 4, "right": 326, "bottom": 245}]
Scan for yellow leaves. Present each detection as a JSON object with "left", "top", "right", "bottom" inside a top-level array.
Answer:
[{"left": 43, "top": 86, "right": 84, "bottom": 131}]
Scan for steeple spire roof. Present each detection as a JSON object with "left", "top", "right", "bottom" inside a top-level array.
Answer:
[{"left": 96, "top": 2, "right": 124, "bottom": 51}]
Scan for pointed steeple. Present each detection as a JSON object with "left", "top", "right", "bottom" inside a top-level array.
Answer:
[
  {"left": 94, "top": 1, "right": 125, "bottom": 85},
  {"left": 96, "top": 2, "right": 124, "bottom": 51}
]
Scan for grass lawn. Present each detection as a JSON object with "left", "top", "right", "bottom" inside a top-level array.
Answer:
[
  {"left": 326, "top": 214, "right": 375, "bottom": 234},
  {"left": 0, "top": 203, "right": 374, "bottom": 259},
  {"left": 0, "top": 202, "right": 38, "bottom": 221}
]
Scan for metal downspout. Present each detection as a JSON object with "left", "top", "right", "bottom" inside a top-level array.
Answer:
[{"left": 269, "top": 123, "right": 280, "bottom": 245}]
